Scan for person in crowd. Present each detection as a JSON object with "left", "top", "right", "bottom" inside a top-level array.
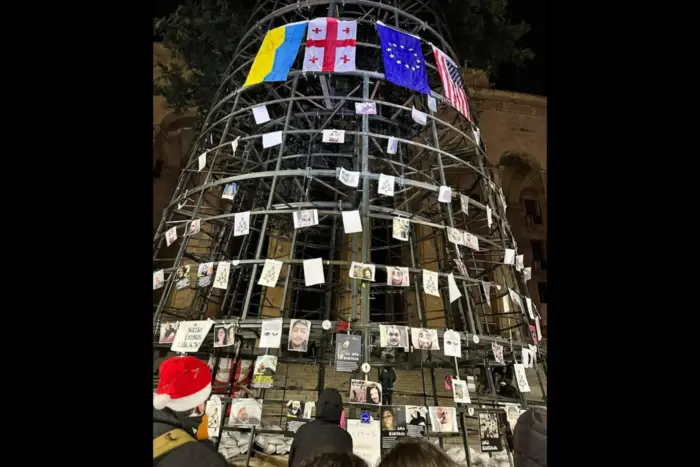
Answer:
[
  {"left": 378, "top": 438, "right": 459, "bottom": 467},
  {"left": 289, "top": 388, "right": 353, "bottom": 467},
  {"left": 380, "top": 356, "right": 396, "bottom": 405},
  {"left": 299, "top": 453, "right": 368, "bottom": 467},
  {"left": 513, "top": 408, "right": 547, "bottom": 467},
  {"left": 153, "top": 356, "right": 228, "bottom": 467}
]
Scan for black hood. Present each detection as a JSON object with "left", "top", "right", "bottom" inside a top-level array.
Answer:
[
  {"left": 513, "top": 408, "right": 547, "bottom": 467},
  {"left": 153, "top": 407, "right": 200, "bottom": 434},
  {"left": 316, "top": 388, "right": 343, "bottom": 423}
]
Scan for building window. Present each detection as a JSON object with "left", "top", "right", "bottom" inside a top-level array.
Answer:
[
  {"left": 537, "top": 282, "right": 548, "bottom": 304},
  {"left": 153, "top": 160, "right": 165, "bottom": 178},
  {"left": 531, "top": 240, "right": 547, "bottom": 271},
  {"left": 524, "top": 199, "right": 543, "bottom": 225}
]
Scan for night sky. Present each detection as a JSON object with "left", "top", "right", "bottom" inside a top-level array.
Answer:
[{"left": 153, "top": 0, "right": 546, "bottom": 96}]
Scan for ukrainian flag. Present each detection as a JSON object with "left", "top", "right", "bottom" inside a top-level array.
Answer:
[{"left": 243, "top": 21, "right": 308, "bottom": 87}]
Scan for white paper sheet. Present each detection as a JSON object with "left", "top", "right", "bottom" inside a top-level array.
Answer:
[
  {"left": 165, "top": 227, "right": 177, "bottom": 247},
  {"left": 378, "top": 174, "right": 395, "bottom": 196},
  {"left": 206, "top": 395, "right": 222, "bottom": 438},
  {"left": 428, "top": 96, "right": 437, "bottom": 112},
  {"left": 503, "top": 248, "right": 515, "bottom": 265},
  {"left": 213, "top": 261, "right": 230, "bottom": 290},
  {"left": 492, "top": 342, "right": 504, "bottom": 364},
  {"left": 259, "top": 318, "right": 283, "bottom": 348},
  {"left": 411, "top": 106, "right": 427, "bottom": 125},
  {"left": 438, "top": 186, "right": 452, "bottom": 203},
  {"left": 513, "top": 364, "right": 531, "bottom": 392},
  {"left": 303, "top": 258, "right": 325, "bottom": 286},
  {"left": 446, "top": 227, "right": 463, "bottom": 245},
  {"left": 355, "top": 102, "right": 377, "bottom": 115},
  {"left": 482, "top": 281, "right": 491, "bottom": 307},
  {"left": 322, "top": 129, "right": 345, "bottom": 143},
  {"left": 452, "top": 378, "right": 471, "bottom": 404},
  {"left": 293, "top": 209, "right": 319, "bottom": 229},
  {"left": 342, "top": 210, "right": 363, "bottom": 234},
  {"left": 189, "top": 219, "right": 201, "bottom": 235},
  {"left": 525, "top": 296, "right": 535, "bottom": 319},
  {"left": 523, "top": 267, "right": 532, "bottom": 281},
  {"left": 387, "top": 136, "right": 398, "bottom": 154},
  {"left": 472, "top": 126, "right": 480, "bottom": 145},
  {"left": 515, "top": 254, "right": 524, "bottom": 271},
  {"left": 262, "top": 131, "right": 283, "bottom": 148},
  {"left": 231, "top": 136, "right": 240, "bottom": 155},
  {"left": 443, "top": 329, "right": 461, "bottom": 358},
  {"left": 349, "top": 261, "right": 376, "bottom": 281},
  {"left": 198, "top": 153, "right": 206, "bottom": 172},
  {"left": 252, "top": 105, "right": 270, "bottom": 124},
  {"left": 386, "top": 266, "right": 410, "bottom": 287},
  {"left": 392, "top": 217, "right": 410, "bottom": 241},
  {"left": 153, "top": 269, "right": 164, "bottom": 290},
  {"left": 338, "top": 167, "right": 360, "bottom": 187},
  {"left": 463, "top": 232, "right": 479, "bottom": 251},
  {"left": 234, "top": 211, "right": 251, "bottom": 236},
  {"left": 258, "top": 259, "right": 283, "bottom": 287},
  {"left": 460, "top": 194, "right": 469, "bottom": 215},
  {"left": 535, "top": 317, "right": 542, "bottom": 341},
  {"left": 447, "top": 273, "right": 461, "bottom": 303},
  {"left": 346, "top": 420, "right": 381, "bottom": 467},
  {"left": 422, "top": 269, "right": 440, "bottom": 297},
  {"left": 486, "top": 205, "right": 493, "bottom": 228}
]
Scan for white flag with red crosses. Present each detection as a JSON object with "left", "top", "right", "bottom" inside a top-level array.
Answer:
[{"left": 303, "top": 17, "right": 357, "bottom": 72}]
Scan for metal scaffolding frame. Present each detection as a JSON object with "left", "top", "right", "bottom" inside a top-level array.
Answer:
[{"left": 153, "top": 1, "right": 546, "bottom": 464}]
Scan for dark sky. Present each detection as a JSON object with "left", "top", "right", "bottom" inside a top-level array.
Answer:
[{"left": 154, "top": 0, "right": 546, "bottom": 96}]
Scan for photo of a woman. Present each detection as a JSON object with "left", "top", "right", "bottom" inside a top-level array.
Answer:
[
  {"left": 381, "top": 408, "right": 396, "bottom": 431},
  {"left": 366, "top": 383, "right": 382, "bottom": 405},
  {"left": 213, "top": 325, "right": 235, "bottom": 348},
  {"left": 227, "top": 326, "right": 236, "bottom": 347},
  {"left": 216, "top": 328, "right": 227, "bottom": 347}
]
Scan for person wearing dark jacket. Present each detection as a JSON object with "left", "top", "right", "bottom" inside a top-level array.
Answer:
[
  {"left": 153, "top": 356, "right": 228, "bottom": 467},
  {"left": 513, "top": 407, "right": 547, "bottom": 467},
  {"left": 288, "top": 388, "right": 353, "bottom": 467}
]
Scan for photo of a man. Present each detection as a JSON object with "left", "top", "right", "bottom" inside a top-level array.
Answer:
[
  {"left": 411, "top": 327, "right": 440, "bottom": 351},
  {"left": 288, "top": 319, "right": 311, "bottom": 352}
]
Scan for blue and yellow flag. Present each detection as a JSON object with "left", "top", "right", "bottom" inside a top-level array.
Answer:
[{"left": 244, "top": 21, "right": 307, "bottom": 87}]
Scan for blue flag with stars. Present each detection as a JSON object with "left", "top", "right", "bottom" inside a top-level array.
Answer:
[{"left": 376, "top": 21, "right": 430, "bottom": 95}]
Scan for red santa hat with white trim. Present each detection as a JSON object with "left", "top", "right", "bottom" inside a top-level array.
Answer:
[{"left": 153, "top": 356, "right": 212, "bottom": 412}]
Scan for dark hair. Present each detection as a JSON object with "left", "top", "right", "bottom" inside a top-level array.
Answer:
[
  {"left": 379, "top": 439, "right": 459, "bottom": 467},
  {"left": 299, "top": 453, "right": 368, "bottom": 467},
  {"left": 366, "top": 383, "right": 381, "bottom": 402}
]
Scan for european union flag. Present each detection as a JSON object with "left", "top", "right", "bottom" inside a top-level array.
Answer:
[{"left": 376, "top": 21, "right": 430, "bottom": 95}]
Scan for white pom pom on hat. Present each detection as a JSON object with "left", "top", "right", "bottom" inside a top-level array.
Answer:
[{"left": 153, "top": 393, "right": 172, "bottom": 410}]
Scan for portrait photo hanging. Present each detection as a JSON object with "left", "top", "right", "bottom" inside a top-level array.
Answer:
[
  {"left": 349, "top": 261, "right": 376, "bottom": 281},
  {"left": 428, "top": 406, "right": 457, "bottom": 433},
  {"left": 451, "top": 378, "right": 471, "bottom": 404},
  {"left": 213, "top": 324, "right": 236, "bottom": 348},
  {"left": 197, "top": 262, "right": 214, "bottom": 288},
  {"left": 349, "top": 379, "right": 382, "bottom": 406},
  {"left": 174, "top": 265, "right": 191, "bottom": 290},
  {"left": 386, "top": 266, "right": 409, "bottom": 287},
  {"left": 478, "top": 412, "right": 502, "bottom": 452},
  {"left": 392, "top": 217, "right": 410, "bottom": 241},
  {"left": 159, "top": 322, "right": 180, "bottom": 344},
  {"left": 379, "top": 324, "right": 410, "bottom": 350},
  {"left": 189, "top": 219, "right": 201, "bottom": 235},
  {"left": 411, "top": 327, "right": 440, "bottom": 351},
  {"left": 293, "top": 209, "right": 319, "bottom": 229},
  {"left": 288, "top": 319, "right": 311, "bottom": 352},
  {"left": 227, "top": 399, "right": 262, "bottom": 427}
]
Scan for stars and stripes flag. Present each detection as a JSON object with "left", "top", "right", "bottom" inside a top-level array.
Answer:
[
  {"left": 432, "top": 46, "right": 471, "bottom": 122},
  {"left": 303, "top": 18, "right": 357, "bottom": 72}
]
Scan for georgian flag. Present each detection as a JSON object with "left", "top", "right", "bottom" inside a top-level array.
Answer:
[{"left": 303, "top": 17, "right": 357, "bottom": 72}]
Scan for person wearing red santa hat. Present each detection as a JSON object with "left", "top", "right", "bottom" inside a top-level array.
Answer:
[{"left": 153, "top": 356, "right": 228, "bottom": 467}]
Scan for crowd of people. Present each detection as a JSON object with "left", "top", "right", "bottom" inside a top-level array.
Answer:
[{"left": 153, "top": 356, "right": 547, "bottom": 467}]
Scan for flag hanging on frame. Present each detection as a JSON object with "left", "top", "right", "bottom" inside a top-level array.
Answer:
[
  {"left": 244, "top": 21, "right": 308, "bottom": 87},
  {"left": 303, "top": 17, "right": 357, "bottom": 72},
  {"left": 375, "top": 21, "right": 430, "bottom": 95},
  {"left": 432, "top": 45, "right": 471, "bottom": 121}
]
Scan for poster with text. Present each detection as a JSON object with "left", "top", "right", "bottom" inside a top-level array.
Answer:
[
  {"left": 428, "top": 406, "right": 457, "bottom": 433},
  {"left": 171, "top": 320, "right": 214, "bottom": 353},
  {"left": 227, "top": 399, "right": 262, "bottom": 427},
  {"left": 159, "top": 322, "right": 180, "bottom": 344},
  {"left": 379, "top": 406, "right": 407, "bottom": 450},
  {"left": 335, "top": 334, "right": 361, "bottom": 372},
  {"left": 259, "top": 318, "right": 283, "bottom": 348},
  {"left": 478, "top": 412, "right": 502, "bottom": 452},
  {"left": 251, "top": 355, "right": 277, "bottom": 388},
  {"left": 349, "top": 379, "right": 382, "bottom": 406},
  {"left": 405, "top": 406, "right": 428, "bottom": 437},
  {"left": 411, "top": 327, "right": 440, "bottom": 351},
  {"left": 288, "top": 319, "right": 311, "bottom": 352},
  {"left": 347, "top": 419, "right": 381, "bottom": 467}
]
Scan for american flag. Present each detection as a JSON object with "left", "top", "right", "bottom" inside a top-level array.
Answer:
[{"left": 432, "top": 46, "right": 471, "bottom": 122}]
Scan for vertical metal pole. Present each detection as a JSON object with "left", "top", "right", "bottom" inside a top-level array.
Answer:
[{"left": 360, "top": 74, "right": 371, "bottom": 360}]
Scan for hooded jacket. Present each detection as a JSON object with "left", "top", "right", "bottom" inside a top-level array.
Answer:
[
  {"left": 513, "top": 408, "right": 547, "bottom": 467},
  {"left": 153, "top": 408, "right": 228, "bottom": 467},
  {"left": 288, "top": 389, "right": 353, "bottom": 467}
]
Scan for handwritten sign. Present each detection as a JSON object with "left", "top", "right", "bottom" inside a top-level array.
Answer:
[
  {"left": 347, "top": 419, "right": 381, "bottom": 467},
  {"left": 170, "top": 320, "right": 214, "bottom": 353}
]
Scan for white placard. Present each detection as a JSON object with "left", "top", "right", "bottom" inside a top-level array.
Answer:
[
  {"left": 503, "top": 248, "right": 515, "bottom": 265},
  {"left": 231, "top": 136, "right": 240, "bottom": 154},
  {"left": 515, "top": 254, "right": 524, "bottom": 271},
  {"left": 259, "top": 318, "right": 283, "bottom": 349},
  {"left": 386, "top": 266, "right": 410, "bottom": 287},
  {"left": 411, "top": 106, "right": 427, "bottom": 125},
  {"left": 165, "top": 227, "right": 177, "bottom": 247},
  {"left": 438, "top": 186, "right": 452, "bottom": 203},
  {"left": 258, "top": 259, "right": 283, "bottom": 287},
  {"left": 428, "top": 96, "right": 437, "bottom": 112},
  {"left": 293, "top": 209, "right": 319, "bottom": 229},
  {"left": 198, "top": 153, "right": 206, "bottom": 172},
  {"left": 521, "top": 348, "right": 532, "bottom": 369},
  {"left": 525, "top": 296, "right": 535, "bottom": 319},
  {"left": 535, "top": 317, "right": 542, "bottom": 341},
  {"left": 153, "top": 269, "right": 164, "bottom": 290},
  {"left": 422, "top": 269, "right": 440, "bottom": 297},
  {"left": 171, "top": 320, "right": 215, "bottom": 353},
  {"left": 387, "top": 137, "right": 398, "bottom": 154},
  {"left": 189, "top": 219, "right": 201, "bottom": 235},
  {"left": 460, "top": 194, "right": 469, "bottom": 215},
  {"left": 234, "top": 211, "right": 250, "bottom": 236},
  {"left": 446, "top": 227, "right": 463, "bottom": 245},
  {"left": 486, "top": 205, "right": 493, "bottom": 228},
  {"left": 355, "top": 102, "right": 377, "bottom": 115},
  {"left": 338, "top": 167, "right": 360, "bottom": 187},
  {"left": 303, "top": 258, "right": 325, "bottom": 286},
  {"left": 523, "top": 267, "right": 532, "bottom": 281},
  {"left": 262, "top": 131, "right": 283, "bottom": 148},
  {"left": 205, "top": 395, "right": 222, "bottom": 439},
  {"left": 513, "top": 364, "right": 531, "bottom": 393},
  {"left": 472, "top": 126, "right": 480, "bottom": 145},
  {"left": 447, "top": 273, "right": 461, "bottom": 303},
  {"left": 378, "top": 174, "right": 395, "bottom": 196},
  {"left": 463, "top": 232, "right": 479, "bottom": 251},
  {"left": 482, "top": 281, "right": 491, "bottom": 307},
  {"left": 452, "top": 378, "right": 471, "bottom": 404},
  {"left": 342, "top": 210, "right": 363, "bottom": 234},
  {"left": 213, "top": 261, "right": 230, "bottom": 290},
  {"left": 252, "top": 105, "right": 270, "bottom": 124},
  {"left": 508, "top": 288, "right": 523, "bottom": 310},
  {"left": 346, "top": 420, "right": 381, "bottom": 467},
  {"left": 392, "top": 217, "right": 409, "bottom": 241},
  {"left": 443, "top": 329, "right": 461, "bottom": 358},
  {"left": 322, "top": 129, "right": 345, "bottom": 143}
]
